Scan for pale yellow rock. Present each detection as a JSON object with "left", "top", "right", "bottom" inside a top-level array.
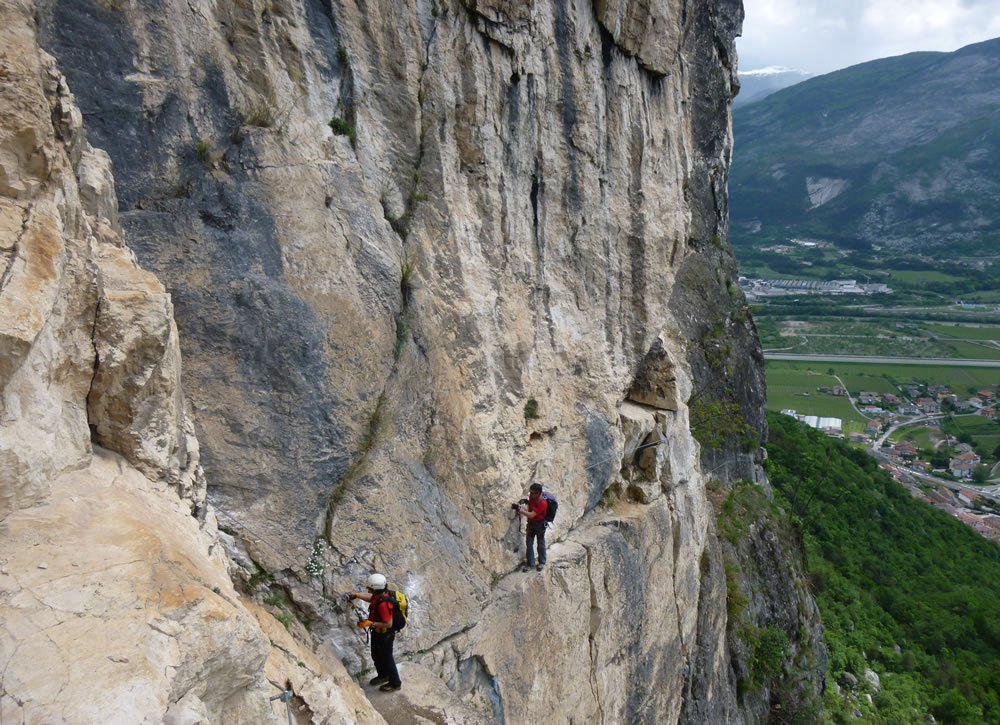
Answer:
[
  {"left": 77, "top": 146, "right": 119, "bottom": 229},
  {"left": 87, "top": 240, "right": 202, "bottom": 507},
  {"left": 0, "top": 1, "right": 204, "bottom": 516},
  {"left": 371, "top": 662, "right": 486, "bottom": 725},
  {"left": 247, "top": 600, "right": 387, "bottom": 725},
  {"left": 0, "top": 0, "right": 797, "bottom": 721},
  {"left": 593, "top": 0, "right": 681, "bottom": 74},
  {"left": 0, "top": 198, "right": 24, "bottom": 251},
  {"left": 627, "top": 336, "right": 682, "bottom": 411},
  {"left": 0, "top": 200, "right": 65, "bottom": 389},
  {"left": 0, "top": 449, "right": 269, "bottom": 723}
]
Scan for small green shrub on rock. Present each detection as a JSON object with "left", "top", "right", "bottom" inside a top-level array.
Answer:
[{"left": 329, "top": 116, "right": 356, "bottom": 144}]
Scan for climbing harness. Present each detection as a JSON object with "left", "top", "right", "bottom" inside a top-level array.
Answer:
[
  {"left": 330, "top": 593, "right": 373, "bottom": 644},
  {"left": 353, "top": 601, "right": 373, "bottom": 644},
  {"left": 339, "top": 596, "right": 373, "bottom": 644},
  {"left": 511, "top": 500, "right": 525, "bottom": 535}
]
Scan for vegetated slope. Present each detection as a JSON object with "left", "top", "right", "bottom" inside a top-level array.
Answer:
[
  {"left": 731, "top": 38, "right": 1000, "bottom": 255},
  {"left": 765, "top": 412, "right": 1000, "bottom": 724}
]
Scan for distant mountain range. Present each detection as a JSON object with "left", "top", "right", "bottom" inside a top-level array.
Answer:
[
  {"left": 730, "top": 38, "right": 1000, "bottom": 254},
  {"left": 735, "top": 67, "right": 811, "bottom": 107}
]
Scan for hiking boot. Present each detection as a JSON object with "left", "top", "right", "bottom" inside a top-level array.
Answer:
[
  {"left": 369, "top": 676, "right": 389, "bottom": 686},
  {"left": 520, "top": 562, "right": 531, "bottom": 572},
  {"left": 536, "top": 563, "right": 544, "bottom": 571},
  {"left": 379, "top": 682, "right": 401, "bottom": 692}
]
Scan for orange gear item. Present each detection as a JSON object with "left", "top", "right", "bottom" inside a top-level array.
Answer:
[{"left": 357, "top": 619, "right": 372, "bottom": 629}]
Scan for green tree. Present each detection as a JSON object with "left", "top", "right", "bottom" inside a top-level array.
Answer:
[
  {"left": 765, "top": 412, "right": 1000, "bottom": 724},
  {"left": 932, "top": 689, "right": 984, "bottom": 724}
]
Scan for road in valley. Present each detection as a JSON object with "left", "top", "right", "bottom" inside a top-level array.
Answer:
[
  {"left": 871, "top": 414, "right": 944, "bottom": 449},
  {"left": 765, "top": 353, "right": 1000, "bottom": 367},
  {"left": 869, "top": 414, "right": 1000, "bottom": 503}
]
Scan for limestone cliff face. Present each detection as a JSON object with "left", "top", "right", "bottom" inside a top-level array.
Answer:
[
  {"left": 0, "top": 4, "right": 380, "bottom": 722},
  {"left": 2, "top": 0, "right": 823, "bottom": 722}
]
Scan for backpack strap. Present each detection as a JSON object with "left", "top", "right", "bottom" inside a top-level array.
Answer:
[{"left": 372, "top": 590, "right": 393, "bottom": 616}]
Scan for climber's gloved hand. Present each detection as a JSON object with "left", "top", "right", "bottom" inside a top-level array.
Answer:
[{"left": 357, "top": 619, "right": 372, "bottom": 630}]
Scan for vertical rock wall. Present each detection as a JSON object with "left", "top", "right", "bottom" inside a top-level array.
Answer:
[
  {"left": 0, "top": 4, "right": 382, "bottom": 721},
  {"left": 0, "top": 0, "right": 203, "bottom": 518},
  {"left": 34, "top": 0, "right": 745, "bottom": 557},
  {"left": 0, "top": 0, "right": 827, "bottom": 721}
]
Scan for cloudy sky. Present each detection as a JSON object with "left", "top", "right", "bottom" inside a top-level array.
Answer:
[{"left": 738, "top": 0, "right": 1000, "bottom": 75}]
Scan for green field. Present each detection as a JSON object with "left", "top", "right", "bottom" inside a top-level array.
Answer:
[
  {"left": 943, "top": 415, "right": 1000, "bottom": 458},
  {"left": 832, "top": 367, "right": 906, "bottom": 395},
  {"left": 816, "top": 362, "right": 999, "bottom": 394},
  {"left": 759, "top": 317, "right": 1000, "bottom": 359},
  {"left": 892, "top": 426, "right": 938, "bottom": 449},
  {"left": 766, "top": 360, "right": 1000, "bottom": 457},
  {"left": 922, "top": 322, "right": 1000, "bottom": 341},
  {"left": 961, "top": 289, "right": 1000, "bottom": 303},
  {"left": 765, "top": 336, "right": 1000, "bottom": 359},
  {"left": 890, "top": 269, "right": 965, "bottom": 284},
  {"left": 934, "top": 340, "right": 1000, "bottom": 360},
  {"left": 765, "top": 364, "right": 867, "bottom": 425}
]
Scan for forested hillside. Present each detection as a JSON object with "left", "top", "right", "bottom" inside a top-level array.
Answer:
[
  {"left": 731, "top": 38, "right": 1000, "bottom": 255},
  {"left": 765, "top": 412, "right": 1000, "bottom": 723}
]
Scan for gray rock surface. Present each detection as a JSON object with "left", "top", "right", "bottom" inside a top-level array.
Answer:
[
  {"left": 0, "top": 5, "right": 382, "bottom": 721},
  {"left": 864, "top": 667, "right": 881, "bottom": 693},
  {"left": 1, "top": 0, "right": 828, "bottom": 721}
]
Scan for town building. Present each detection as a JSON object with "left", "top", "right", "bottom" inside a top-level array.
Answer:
[
  {"left": 916, "top": 397, "right": 940, "bottom": 414},
  {"left": 892, "top": 441, "right": 918, "bottom": 461},
  {"left": 781, "top": 410, "right": 843, "bottom": 437},
  {"left": 949, "top": 451, "right": 981, "bottom": 479}
]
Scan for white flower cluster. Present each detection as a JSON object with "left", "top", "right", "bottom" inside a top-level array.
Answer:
[{"left": 304, "top": 541, "right": 325, "bottom": 577}]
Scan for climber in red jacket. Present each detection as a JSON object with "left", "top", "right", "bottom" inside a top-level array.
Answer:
[{"left": 347, "top": 573, "right": 401, "bottom": 692}]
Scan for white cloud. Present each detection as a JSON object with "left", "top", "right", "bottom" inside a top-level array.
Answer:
[{"left": 739, "top": 0, "right": 1000, "bottom": 74}]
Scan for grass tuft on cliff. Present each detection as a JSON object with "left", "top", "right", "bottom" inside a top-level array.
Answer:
[{"left": 765, "top": 411, "right": 1000, "bottom": 724}]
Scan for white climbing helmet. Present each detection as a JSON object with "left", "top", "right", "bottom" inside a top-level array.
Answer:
[{"left": 366, "top": 573, "right": 387, "bottom": 590}]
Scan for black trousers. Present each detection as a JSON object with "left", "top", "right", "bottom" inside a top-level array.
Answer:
[
  {"left": 371, "top": 631, "right": 400, "bottom": 686},
  {"left": 526, "top": 520, "right": 547, "bottom": 566}
]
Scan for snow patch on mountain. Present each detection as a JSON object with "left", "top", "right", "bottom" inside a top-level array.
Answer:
[{"left": 740, "top": 66, "right": 811, "bottom": 78}]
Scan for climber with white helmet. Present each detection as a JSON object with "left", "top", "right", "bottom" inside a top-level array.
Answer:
[{"left": 346, "top": 573, "right": 402, "bottom": 692}]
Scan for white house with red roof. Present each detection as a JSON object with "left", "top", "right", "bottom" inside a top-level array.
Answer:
[{"left": 949, "top": 450, "right": 981, "bottom": 479}]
